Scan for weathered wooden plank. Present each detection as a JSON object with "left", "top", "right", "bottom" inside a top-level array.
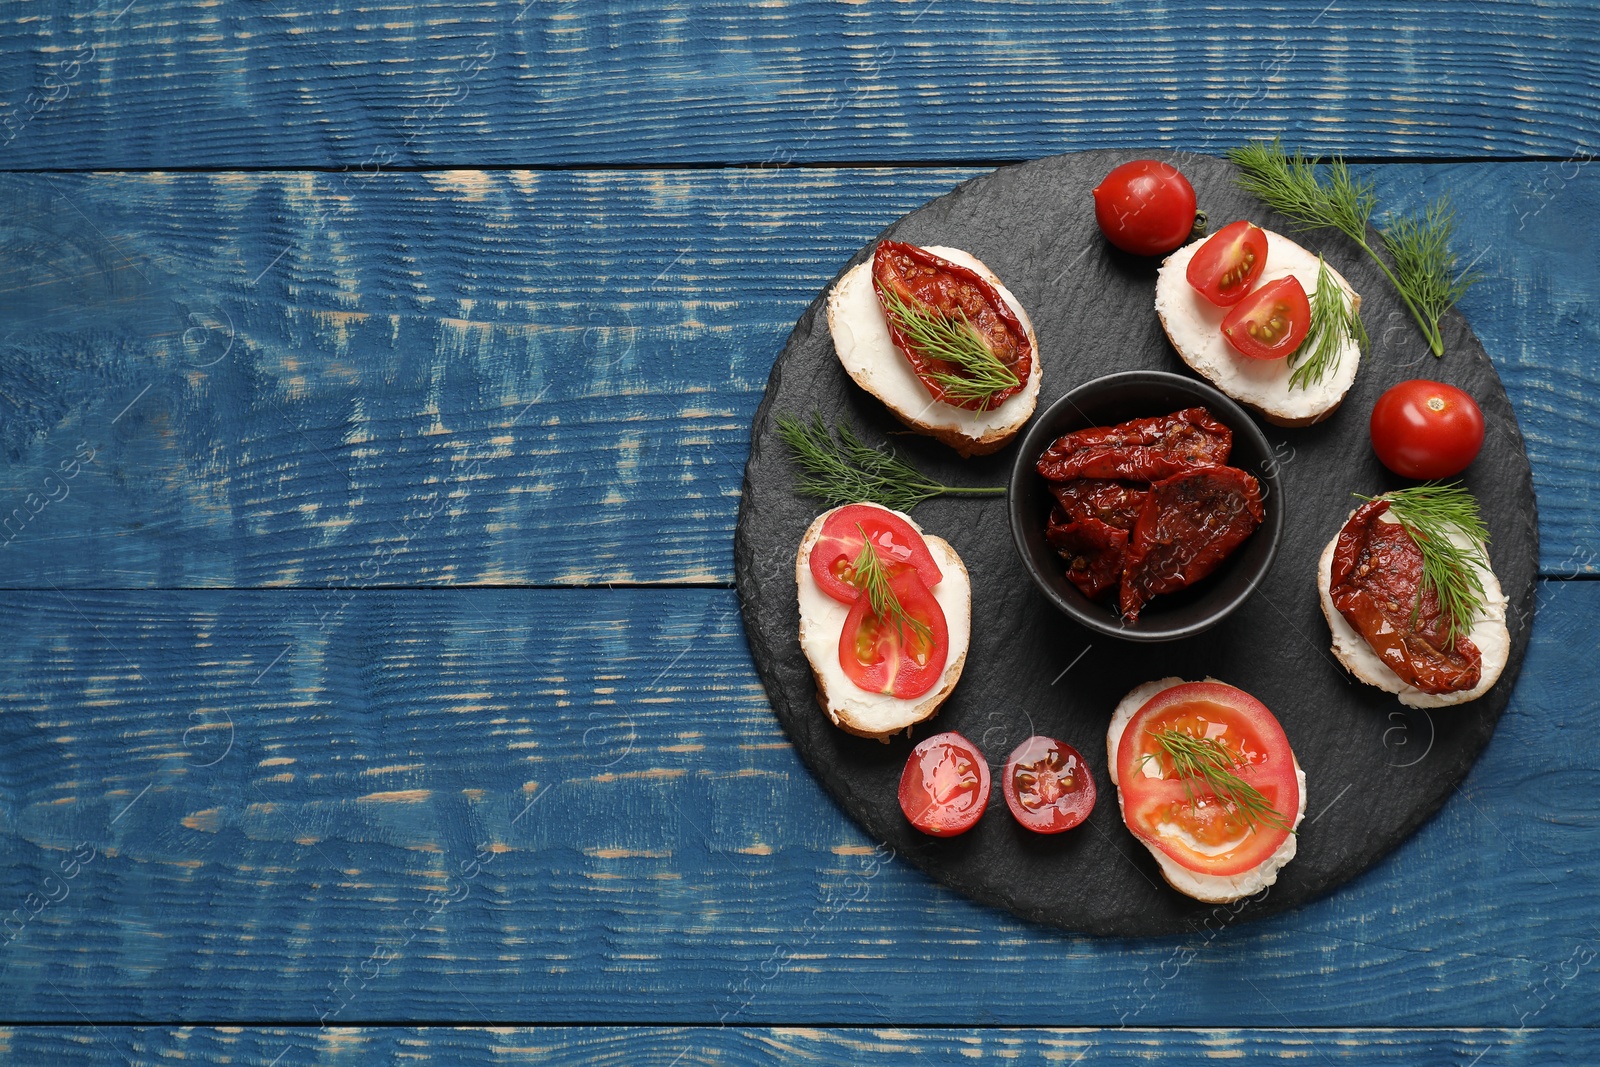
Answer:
[
  {"left": 0, "top": 165, "right": 1594, "bottom": 586},
  {"left": 1, "top": 1, "right": 1596, "bottom": 167},
  {"left": 0, "top": 166, "right": 967, "bottom": 588},
  {"left": 0, "top": 582, "right": 1595, "bottom": 1025},
  {"left": 0, "top": 1026, "right": 1595, "bottom": 1064}
]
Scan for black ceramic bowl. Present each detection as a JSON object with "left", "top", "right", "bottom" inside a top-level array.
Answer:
[{"left": 1007, "top": 370, "right": 1285, "bottom": 642}]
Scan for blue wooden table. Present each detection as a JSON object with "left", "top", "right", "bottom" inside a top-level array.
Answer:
[{"left": 1, "top": 2, "right": 1597, "bottom": 1062}]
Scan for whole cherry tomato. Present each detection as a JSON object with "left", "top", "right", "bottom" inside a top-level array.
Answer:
[
  {"left": 899, "top": 732, "right": 990, "bottom": 837},
  {"left": 1001, "top": 736, "right": 1096, "bottom": 833},
  {"left": 1369, "top": 380, "right": 1485, "bottom": 479},
  {"left": 1092, "top": 160, "right": 1199, "bottom": 257}
]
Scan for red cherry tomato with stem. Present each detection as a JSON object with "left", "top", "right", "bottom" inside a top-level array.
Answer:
[
  {"left": 1369, "top": 380, "right": 1485, "bottom": 479},
  {"left": 1185, "top": 220, "right": 1268, "bottom": 306},
  {"left": 1221, "top": 276, "right": 1311, "bottom": 360},
  {"left": 899, "top": 731, "right": 990, "bottom": 837},
  {"left": 1002, "top": 736, "right": 1096, "bottom": 833},
  {"left": 1092, "top": 160, "right": 1199, "bottom": 257}
]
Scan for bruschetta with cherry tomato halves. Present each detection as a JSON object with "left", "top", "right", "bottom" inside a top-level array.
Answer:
[
  {"left": 826, "top": 241, "right": 1041, "bottom": 457},
  {"left": 1156, "top": 227, "right": 1363, "bottom": 427},
  {"left": 1107, "top": 678, "right": 1306, "bottom": 903},
  {"left": 795, "top": 502, "right": 972, "bottom": 741}
]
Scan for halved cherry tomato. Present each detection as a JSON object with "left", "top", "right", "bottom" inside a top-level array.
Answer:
[
  {"left": 1115, "top": 681, "right": 1299, "bottom": 876},
  {"left": 899, "top": 731, "right": 990, "bottom": 836},
  {"left": 1092, "top": 160, "right": 1199, "bottom": 257},
  {"left": 1002, "top": 736, "right": 1095, "bottom": 833},
  {"left": 809, "top": 504, "right": 943, "bottom": 605},
  {"left": 838, "top": 563, "right": 948, "bottom": 699},
  {"left": 1369, "top": 379, "right": 1485, "bottom": 479},
  {"left": 1185, "top": 220, "right": 1268, "bottom": 306},
  {"left": 1221, "top": 276, "right": 1311, "bottom": 359}
]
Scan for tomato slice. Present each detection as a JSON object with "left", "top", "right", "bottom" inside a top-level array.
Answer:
[
  {"left": 1221, "top": 276, "right": 1311, "bottom": 360},
  {"left": 1002, "top": 736, "right": 1096, "bottom": 833},
  {"left": 838, "top": 563, "right": 949, "bottom": 699},
  {"left": 1115, "top": 681, "right": 1299, "bottom": 875},
  {"left": 1185, "top": 220, "right": 1268, "bottom": 307},
  {"left": 899, "top": 731, "right": 990, "bottom": 836},
  {"left": 808, "top": 504, "right": 944, "bottom": 605}
]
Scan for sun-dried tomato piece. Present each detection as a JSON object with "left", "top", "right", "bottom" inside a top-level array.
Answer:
[
  {"left": 871, "top": 241, "right": 1033, "bottom": 411},
  {"left": 1120, "top": 466, "right": 1264, "bottom": 621},
  {"left": 1046, "top": 510, "right": 1128, "bottom": 601},
  {"left": 1036, "top": 407, "right": 1233, "bottom": 482},
  {"left": 1049, "top": 479, "right": 1148, "bottom": 532},
  {"left": 1328, "top": 500, "right": 1482, "bottom": 694}
]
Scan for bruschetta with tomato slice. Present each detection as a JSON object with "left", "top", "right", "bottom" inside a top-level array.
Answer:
[
  {"left": 795, "top": 502, "right": 971, "bottom": 740},
  {"left": 1107, "top": 677, "right": 1306, "bottom": 903}
]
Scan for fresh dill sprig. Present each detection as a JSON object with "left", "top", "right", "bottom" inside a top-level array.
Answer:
[
  {"left": 1379, "top": 199, "right": 1482, "bottom": 357},
  {"left": 1146, "top": 728, "right": 1292, "bottom": 834},
  {"left": 850, "top": 523, "right": 933, "bottom": 652},
  {"left": 878, "top": 285, "right": 1020, "bottom": 406},
  {"left": 1228, "top": 138, "right": 1377, "bottom": 244},
  {"left": 1358, "top": 482, "right": 1490, "bottom": 643},
  {"left": 1227, "top": 138, "right": 1478, "bottom": 357},
  {"left": 1288, "top": 255, "right": 1368, "bottom": 391},
  {"left": 775, "top": 412, "right": 1005, "bottom": 513}
]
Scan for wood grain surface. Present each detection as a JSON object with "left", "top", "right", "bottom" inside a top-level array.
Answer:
[
  {"left": 0, "top": 584, "right": 1595, "bottom": 1025},
  {"left": 3, "top": 0, "right": 1597, "bottom": 1048},
  {"left": 2, "top": 1026, "right": 1597, "bottom": 1064},
  {"left": 0, "top": 165, "right": 1594, "bottom": 587},
  {"left": 0, "top": 0, "right": 1596, "bottom": 167}
]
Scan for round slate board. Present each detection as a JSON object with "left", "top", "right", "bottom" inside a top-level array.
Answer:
[{"left": 734, "top": 150, "right": 1538, "bottom": 936}]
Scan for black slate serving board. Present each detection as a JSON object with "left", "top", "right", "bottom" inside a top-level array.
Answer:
[{"left": 733, "top": 150, "right": 1537, "bottom": 936}]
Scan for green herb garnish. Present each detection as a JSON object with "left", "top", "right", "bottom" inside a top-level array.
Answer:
[
  {"left": 877, "top": 285, "right": 1020, "bottom": 406},
  {"left": 1288, "top": 255, "right": 1368, "bottom": 391},
  {"left": 850, "top": 523, "right": 932, "bottom": 651},
  {"left": 1358, "top": 482, "right": 1490, "bottom": 643},
  {"left": 1228, "top": 139, "right": 1377, "bottom": 246},
  {"left": 1378, "top": 199, "right": 1483, "bottom": 357},
  {"left": 1147, "top": 728, "right": 1292, "bottom": 834},
  {"left": 1227, "top": 138, "right": 1479, "bottom": 357},
  {"left": 775, "top": 412, "right": 1005, "bottom": 513}
]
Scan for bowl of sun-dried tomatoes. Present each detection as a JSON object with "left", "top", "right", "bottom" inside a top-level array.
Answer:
[{"left": 1007, "top": 370, "right": 1284, "bottom": 641}]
